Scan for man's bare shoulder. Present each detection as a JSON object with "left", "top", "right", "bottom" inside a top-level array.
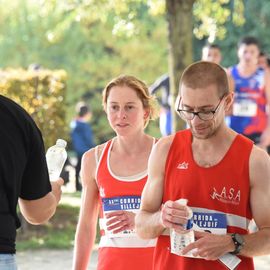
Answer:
[
  {"left": 152, "top": 134, "right": 175, "bottom": 157},
  {"left": 250, "top": 145, "right": 270, "bottom": 186},
  {"left": 250, "top": 145, "right": 270, "bottom": 164}
]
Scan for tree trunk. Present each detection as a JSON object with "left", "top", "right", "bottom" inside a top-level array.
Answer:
[{"left": 165, "top": 0, "right": 195, "bottom": 132}]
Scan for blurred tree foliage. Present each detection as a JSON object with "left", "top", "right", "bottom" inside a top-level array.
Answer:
[
  {"left": 214, "top": 0, "right": 270, "bottom": 68},
  {"left": 193, "top": 0, "right": 244, "bottom": 42},
  {"left": 165, "top": 0, "right": 245, "bottom": 131},
  {"left": 0, "top": 0, "right": 167, "bottom": 143},
  {"left": 0, "top": 0, "right": 269, "bottom": 143},
  {"left": 0, "top": 68, "right": 67, "bottom": 149}
]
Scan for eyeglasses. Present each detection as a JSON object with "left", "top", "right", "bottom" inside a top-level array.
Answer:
[{"left": 176, "top": 95, "right": 225, "bottom": 121}]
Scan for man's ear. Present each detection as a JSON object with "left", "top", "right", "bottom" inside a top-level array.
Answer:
[{"left": 224, "top": 92, "right": 234, "bottom": 115}]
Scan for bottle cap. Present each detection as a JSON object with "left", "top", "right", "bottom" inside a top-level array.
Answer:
[
  {"left": 177, "top": 198, "right": 193, "bottom": 219},
  {"left": 177, "top": 198, "right": 188, "bottom": 206},
  {"left": 56, "top": 139, "right": 67, "bottom": 148}
]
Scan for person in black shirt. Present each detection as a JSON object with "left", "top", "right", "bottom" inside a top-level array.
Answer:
[{"left": 0, "top": 95, "right": 63, "bottom": 269}]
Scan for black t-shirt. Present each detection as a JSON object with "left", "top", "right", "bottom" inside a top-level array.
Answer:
[{"left": 0, "top": 95, "right": 51, "bottom": 253}]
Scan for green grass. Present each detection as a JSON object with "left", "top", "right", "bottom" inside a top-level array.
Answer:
[
  {"left": 17, "top": 224, "right": 77, "bottom": 250},
  {"left": 70, "top": 191, "right": 83, "bottom": 198}
]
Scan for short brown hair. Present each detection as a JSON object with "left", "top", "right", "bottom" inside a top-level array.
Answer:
[
  {"left": 102, "top": 75, "right": 159, "bottom": 127},
  {"left": 180, "top": 61, "right": 229, "bottom": 97}
]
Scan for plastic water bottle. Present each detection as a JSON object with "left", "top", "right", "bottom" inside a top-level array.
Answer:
[
  {"left": 46, "top": 139, "right": 67, "bottom": 181},
  {"left": 170, "top": 198, "right": 195, "bottom": 256}
]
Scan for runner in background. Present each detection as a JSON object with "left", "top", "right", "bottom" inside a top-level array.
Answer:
[
  {"left": 149, "top": 74, "right": 172, "bottom": 136},
  {"left": 258, "top": 51, "right": 270, "bottom": 71},
  {"left": 201, "top": 43, "right": 222, "bottom": 65},
  {"left": 226, "top": 36, "right": 270, "bottom": 152}
]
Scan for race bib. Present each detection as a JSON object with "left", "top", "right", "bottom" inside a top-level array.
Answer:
[
  {"left": 170, "top": 211, "right": 241, "bottom": 269},
  {"left": 192, "top": 212, "right": 227, "bottom": 235},
  {"left": 171, "top": 212, "right": 227, "bottom": 258},
  {"left": 233, "top": 100, "right": 257, "bottom": 117},
  {"left": 100, "top": 195, "right": 141, "bottom": 238}
]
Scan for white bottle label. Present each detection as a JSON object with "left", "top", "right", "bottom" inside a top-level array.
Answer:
[
  {"left": 170, "top": 229, "right": 195, "bottom": 256},
  {"left": 170, "top": 198, "right": 194, "bottom": 256}
]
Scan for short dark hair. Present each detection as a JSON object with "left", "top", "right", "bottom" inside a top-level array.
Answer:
[
  {"left": 238, "top": 36, "right": 260, "bottom": 49},
  {"left": 76, "top": 102, "right": 90, "bottom": 117},
  {"left": 203, "top": 43, "right": 221, "bottom": 51},
  {"left": 180, "top": 61, "right": 229, "bottom": 98}
]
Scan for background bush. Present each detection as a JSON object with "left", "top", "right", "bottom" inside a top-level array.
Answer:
[{"left": 0, "top": 68, "right": 67, "bottom": 149}]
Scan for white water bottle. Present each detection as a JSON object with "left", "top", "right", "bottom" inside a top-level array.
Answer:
[
  {"left": 46, "top": 139, "right": 67, "bottom": 181},
  {"left": 170, "top": 198, "right": 194, "bottom": 256}
]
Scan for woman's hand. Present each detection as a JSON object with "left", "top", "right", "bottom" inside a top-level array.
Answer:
[{"left": 105, "top": 211, "right": 136, "bottom": 234}]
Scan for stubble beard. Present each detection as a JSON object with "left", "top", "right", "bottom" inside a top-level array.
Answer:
[{"left": 191, "top": 120, "right": 221, "bottom": 140}]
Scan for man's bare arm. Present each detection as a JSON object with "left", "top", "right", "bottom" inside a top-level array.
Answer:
[
  {"left": 260, "top": 70, "right": 270, "bottom": 148},
  {"left": 240, "top": 146, "right": 270, "bottom": 257},
  {"left": 19, "top": 178, "right": 64, "bottom": 224},
  {"left": 136, "top": 136, "right": 172, "bottom": 239}
]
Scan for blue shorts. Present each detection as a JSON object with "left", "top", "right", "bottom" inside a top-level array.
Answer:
[{"left": 0, "top": 254, "right": 17, "bottom": 270}]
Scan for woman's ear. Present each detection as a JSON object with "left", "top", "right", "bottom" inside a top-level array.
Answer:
[{"left": 144, "top": 108, "right": 150, "bottom": 119}]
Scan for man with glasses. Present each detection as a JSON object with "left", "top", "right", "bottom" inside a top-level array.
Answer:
[
  {"left": 135, "top": 61, "right": 270, "bottom": 270},
  {"left": 177, "top": 94, "right": 225, "bottom": 122}
]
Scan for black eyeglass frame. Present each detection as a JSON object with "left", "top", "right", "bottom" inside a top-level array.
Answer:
[{"left": 176, "top": 94, "right": 226, "bottom": 121}]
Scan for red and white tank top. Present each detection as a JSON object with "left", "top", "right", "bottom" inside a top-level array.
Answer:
[
  {"left": 95, "top": 138, "right": 156, "bottom": 270},
  {"left": 153, "top": 129, "right": 254, "bottom": 270}
]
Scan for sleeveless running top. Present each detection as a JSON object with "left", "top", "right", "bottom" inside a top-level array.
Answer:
[
  {"left": 96, "top": 139, "right": 156, "bottom": 270},
  {"left": 228, "top": 65, "right": 266, "bottom": 135},
  {"left": 153, "top": 130, "right": 254, "bottom": 270}
]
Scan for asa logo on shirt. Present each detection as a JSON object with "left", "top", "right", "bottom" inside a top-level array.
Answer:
[{"left": 210, "top": 186, "right": 240, "bottom": 205}]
